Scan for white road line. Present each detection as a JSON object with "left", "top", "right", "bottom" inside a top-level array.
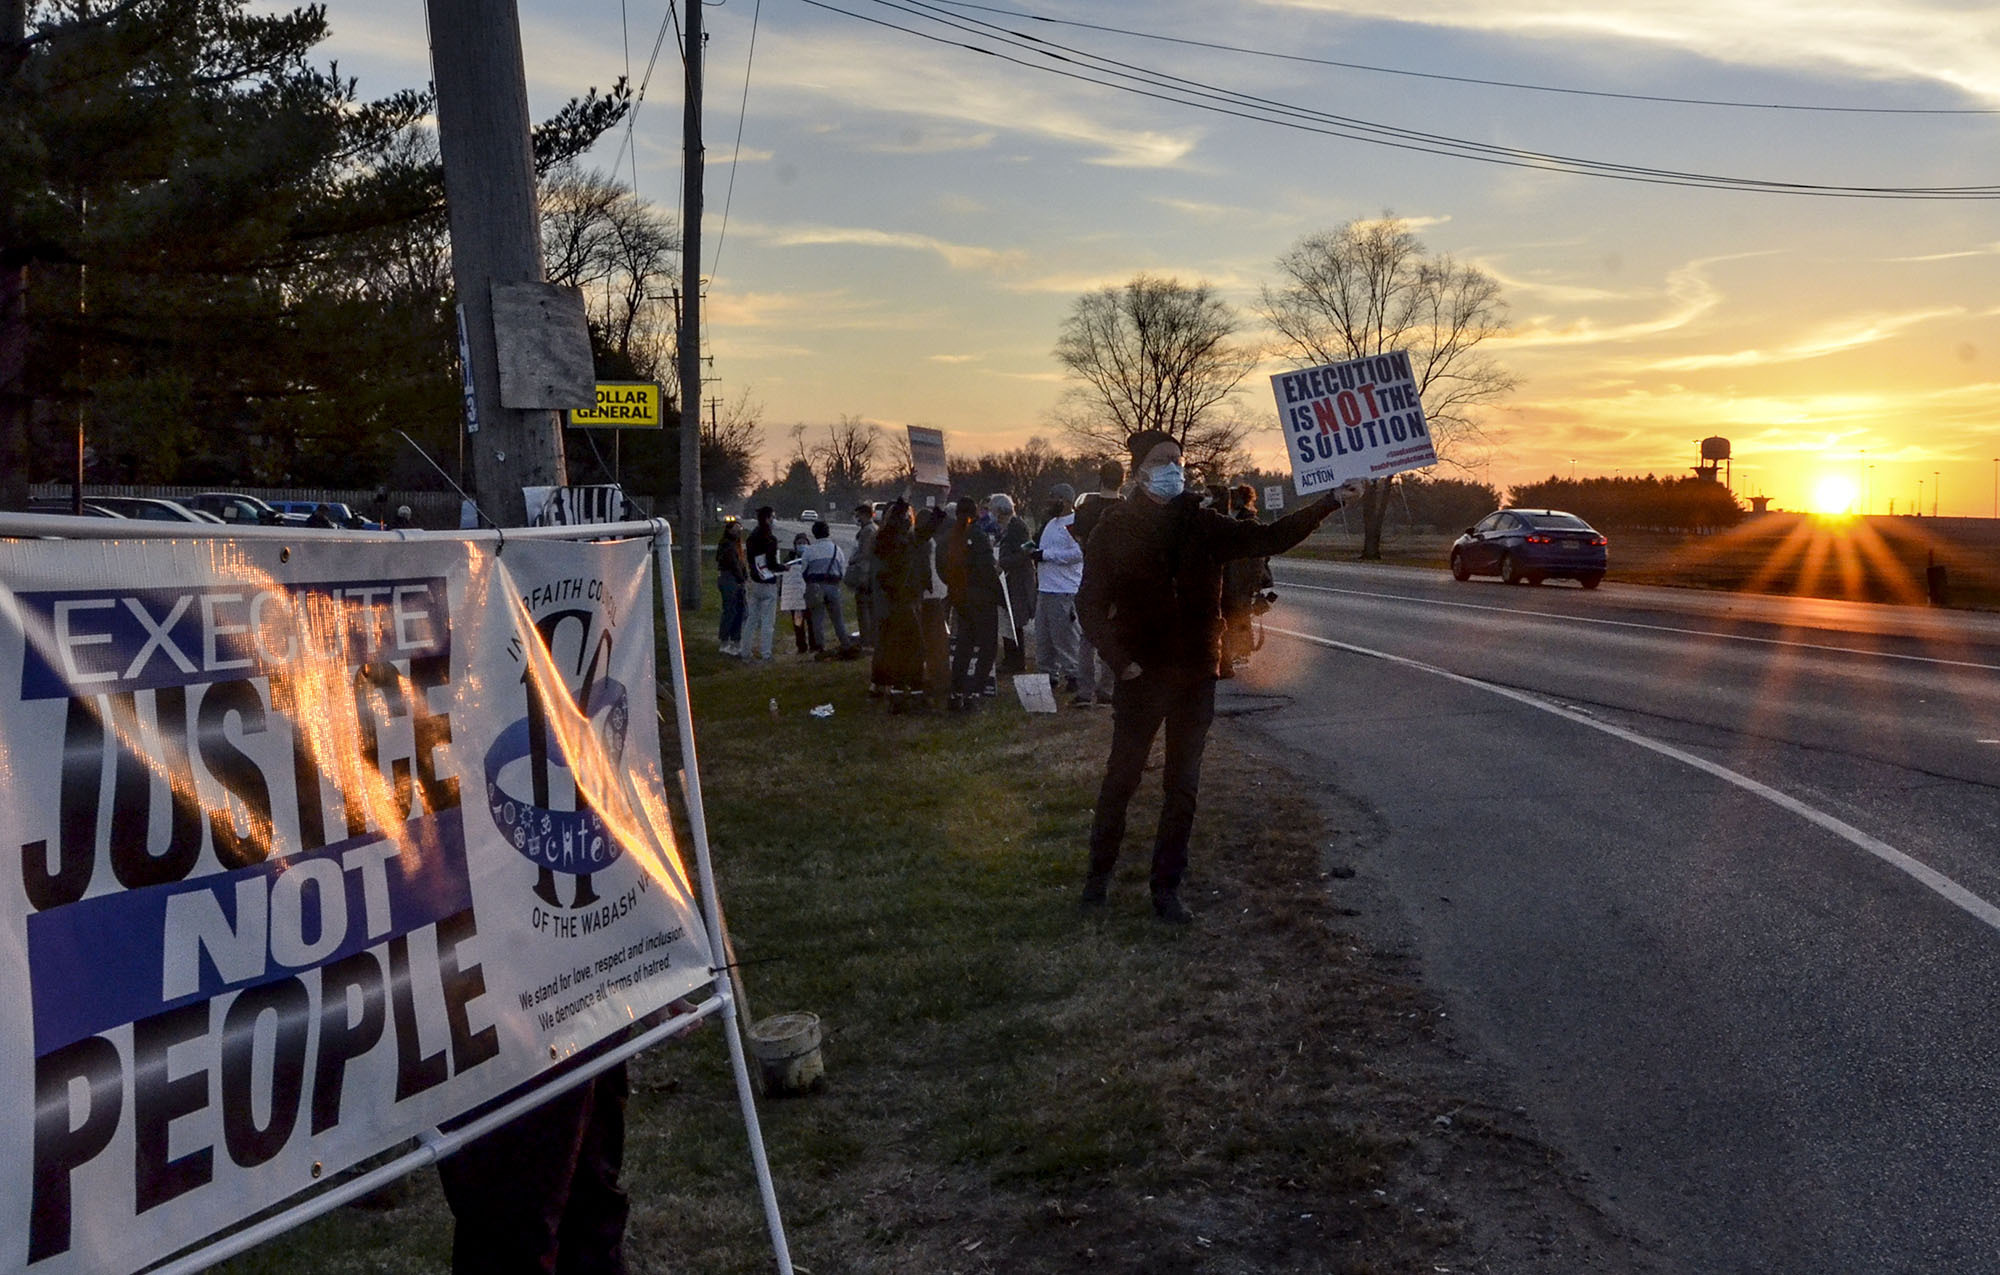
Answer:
[
  {"left": 1266, "top": 624, "right": 2000, "bottom": 937},
  {"left": 1274, "top": 579, "right": 2000, "bottom": 672}
]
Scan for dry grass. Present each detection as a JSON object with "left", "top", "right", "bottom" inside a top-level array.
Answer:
[{"left": 218, "top": 642, "right": 1626, "bottom": 1274}]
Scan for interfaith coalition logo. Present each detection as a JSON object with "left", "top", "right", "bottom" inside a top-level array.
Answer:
[{"left": 482, "top": 582, "right": 631, "bottom": 909}]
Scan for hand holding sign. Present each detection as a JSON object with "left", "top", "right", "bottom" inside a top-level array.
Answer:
[{"left": 1271, "top": 350, "right": 1437, "bottom": 494}]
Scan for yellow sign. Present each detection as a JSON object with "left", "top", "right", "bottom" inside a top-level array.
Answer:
[{"left": 568, "top": 381, "right": 663, "bottom": 429}]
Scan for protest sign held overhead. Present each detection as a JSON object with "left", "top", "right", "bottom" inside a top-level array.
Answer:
[
  {"left": 1270, "top": 350, "right": 1437, "bottom": 494},
  {"left": 0, "top": 531, "right": 713, "bottom": 1275},
  {"left": 906, "top": 426, "right": 949, "bottom": 488}
]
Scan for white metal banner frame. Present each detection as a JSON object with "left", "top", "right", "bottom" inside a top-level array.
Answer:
[{"left": 0, "top": 515, "right": 796, "bottom": 1275}]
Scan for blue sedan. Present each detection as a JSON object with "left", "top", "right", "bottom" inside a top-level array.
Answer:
[{"left": 1449, "top": 508, "right": 1608, "bottom": 588}]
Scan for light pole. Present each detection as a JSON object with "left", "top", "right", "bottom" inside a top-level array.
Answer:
[
  {"left": 1918, "top": 477, "right": 1924, "bottom": 516},
  {"left": 1934, "top": 470, "right": 1941, "bottom": 518},
  {"left": 1866, "top": 464, "right": 1874, "bottom": 516},
  {"left": 1569, "top": 458, "right": 1577, "bottom": 482}
]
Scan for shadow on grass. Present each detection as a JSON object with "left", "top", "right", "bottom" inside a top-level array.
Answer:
[{"left": 220, "top": 639, "right": 1578, "bottom": 1275}]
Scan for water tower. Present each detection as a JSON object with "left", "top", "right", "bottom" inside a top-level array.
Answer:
[{"left": 1696, "top": 436, "right": 1731, "bottom": 489}]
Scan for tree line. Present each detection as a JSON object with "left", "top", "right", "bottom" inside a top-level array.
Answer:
[
  {"left": 1, "top": 0, "right": 760, "bottom": 511},
  {"left": 6, "top": 2, "right": 1547, "bottom": 540},
  {"left": 1507, "top": 475, "right": 1746, "bottom": 533}
]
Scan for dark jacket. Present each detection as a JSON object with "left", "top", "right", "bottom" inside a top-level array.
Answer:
[
  {"left": 1071, "top": 491, "right": 1118, "bottom": 551},
  {"left": 940, "top": 518, "right": 1001, "bottom": 605},
  {"left": 745, "top": 523, "right": 783, "bottom": 583},
  {"left": 1221, "top": 509, "right": 1274, "bottom": 609},
  {"left": 995, "top": 514, "right": 1038, "bottom": 619},
  {"left": 1078, "top": 492, "right": 1329, "bottom": 677},
  {"left": 717, "top": 533, "right": 749, "bottom": 584},
  {"left": 850, "top": 520, "right": 878, "bottom": 590}
]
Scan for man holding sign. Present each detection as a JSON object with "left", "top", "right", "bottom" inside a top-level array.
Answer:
[
  {"left": 1271, "top": 348, "right": 1436, "bottom": 492},
  {"left": 1076, "top": 429, "right": 1358, "bottom": 924}
]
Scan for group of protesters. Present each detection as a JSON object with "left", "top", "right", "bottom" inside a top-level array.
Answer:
[
  {"left": 711, "top": 428, "right": 1356, "bottom": 928},
  {"left": 711, "top": 460, "right": 1283, "bottom": 716}
]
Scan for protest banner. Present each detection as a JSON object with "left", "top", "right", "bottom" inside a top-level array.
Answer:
[
  {"left": 0, "top": 529, "right": 717, "bottom": 1274},
  {"left": 1270, "top": 350, "right": 1437, "bottom": 494},
  {"left": 906, "top": 426, "right": 949, "bottom": 488}
]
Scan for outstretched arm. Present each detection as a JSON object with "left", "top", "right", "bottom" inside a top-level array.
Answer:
[{"left": 1206, "top": 482, "right": 1362, "bottom": 562}]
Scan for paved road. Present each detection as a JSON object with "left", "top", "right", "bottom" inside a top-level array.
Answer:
[{"left": 1230, "top": 561, "right": 2000, "bottom": 1274}]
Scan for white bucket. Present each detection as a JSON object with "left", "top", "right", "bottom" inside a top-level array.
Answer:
[{"left": 747, "top": 1012, "right": 824, "bottom": 1096}]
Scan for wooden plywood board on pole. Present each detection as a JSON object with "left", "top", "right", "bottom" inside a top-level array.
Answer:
[{"left": 492, "top": 281, "right": 595, "bottom": 410}]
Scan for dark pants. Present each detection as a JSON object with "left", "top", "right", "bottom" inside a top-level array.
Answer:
[
  {"left": 853, "top": 585, "right": 879, "bottom": 649},
  {"left": 1088, "top": 667, "right": 1218, "bottom": 896},
  {"left": 950, "top": 598, "right": 999, "bottom": 697},
  {"left": 438, "top": 1065, "right": 630, "bottom": 1275},
  {"left": 718, "top": 575, "right": 745, "bottom": 644},
  {"left": 920, "top": 597, "right": 952, "bottom": 704}
]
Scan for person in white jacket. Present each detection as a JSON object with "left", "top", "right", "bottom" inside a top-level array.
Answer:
[{"left": 1033, "top": 483, "right": 1085, "bottom": 694}]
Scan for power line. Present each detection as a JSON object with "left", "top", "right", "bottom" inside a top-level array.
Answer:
[
  {"left": 608, "top": 0, "right": 687, "bottom": 194},
  {"left": 711, "top": 0, "right": 765, "bottom": 278},
  {"left": 795, "top": 0, "right": 2000, "bottom": 199},
  {"left": 925, "top": 0, "right": 2000, "bottom": 116}
]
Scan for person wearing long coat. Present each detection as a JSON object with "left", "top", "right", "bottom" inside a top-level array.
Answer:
[
  {"left": 871, "top": 502, "right": 927, "bottom": 710},
  {"left": 991, "top": 493, "right": 1037, "bottom": 675}
]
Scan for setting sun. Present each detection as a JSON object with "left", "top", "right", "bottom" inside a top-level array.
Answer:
[{"left": 1810, "top": 476, "right": 1861, "bottom": 516}]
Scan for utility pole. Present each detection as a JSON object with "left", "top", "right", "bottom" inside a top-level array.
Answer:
[
  {"left": 676, "top": 0, "right": 705, "bottom": 605},
  {"left": 425, "top": 0, "right": 568, "bottom": 526},
  {"left": 0, "top": 0, "right": 29, "bottom": 513}
]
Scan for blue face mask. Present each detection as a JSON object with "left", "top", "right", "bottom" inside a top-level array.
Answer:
[{"left": 1144, "top": 461, "right": 1185, "bottom": 499}]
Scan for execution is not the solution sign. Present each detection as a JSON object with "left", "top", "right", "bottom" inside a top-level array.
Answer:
[
  {"left": 568, "top": 381, "right": 663, "bottom": 429},
  {"left": 1271, "top": 350, "right": 1436, "bottom": 494}
]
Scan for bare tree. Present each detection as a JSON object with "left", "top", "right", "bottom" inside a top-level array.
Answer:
[
  {"left": 1053, "top": 274, "right": 1258, "bottom": 476},
  {"left": 784, "top": 422, "right": 812, "bottom": 473},
  {"left": 884, "top": 429, "right": 918, "bottom": 493},
  {"left": 974, "top": 436, "right": 1070, "bottom": 508},
  {"left": 1260, "top": 216, "right": 1516, "bottom": 559},
  {"left": 701, "top": 386, "right": 763, "bottom": 507},
  {"left": 813, "top": 414, "right": 882, "bottom": 506},
  {"left": 541, "top": 164, "right": 679, "bottom": 380}
]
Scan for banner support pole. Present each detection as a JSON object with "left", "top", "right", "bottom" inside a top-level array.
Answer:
[{"left": 652, "top": 522, "right": 796, "bottom": 1275}]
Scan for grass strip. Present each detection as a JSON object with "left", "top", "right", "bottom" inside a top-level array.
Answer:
[{"left": 222, "top": 642, "right": 1529, "bottom": 1274}]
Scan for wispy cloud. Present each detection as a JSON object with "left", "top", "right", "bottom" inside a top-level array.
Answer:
[
  {"left": 1630, "top": 307, "right": 1962, "bottom": 372},
  {"left": 1890, "top": 242, "right": 2000, "bottom": 263},
  {"left": 1257, "top": 1, "right": 2000, "bottom": 104},
  {"left": 863, "top": 128, "right": 998, "bottom": 155},
  {"left": 749, "top": 29, "right": 1203, "bottom": 167},
  {"left": 1497, "top": 258, "right": 1728, "bottom": 348},
  {"left": 763, "top": 225, "right": 1025, "bottom": 272},
  {"left": 929, "top": 353, "right": 982, "bottom": 364},
  {"left": 706, "top": 287, "right": 947, "bottom": 332}
]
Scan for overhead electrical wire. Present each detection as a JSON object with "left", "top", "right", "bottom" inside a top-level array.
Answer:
[
  {"left": 711, "top": 0, "right": 765, "bottom": 278},
  {"left": 926, "top": 0, "right": 2000, "bottom": 116},
  {"left": 608, "top": 0, "right": 687, "bottom": 197},
  {"left": 794, "top": 0, "right": 2000, "bottom": 199}
]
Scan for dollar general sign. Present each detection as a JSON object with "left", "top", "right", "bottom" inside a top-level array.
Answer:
[{"left": 568, "top": 381, "right": 663, "bottom": 429}]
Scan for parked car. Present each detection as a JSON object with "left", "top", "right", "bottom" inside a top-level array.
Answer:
[
  {"left": 797, "top": 508, "right": 819, "bottom": 524},
  {"left": 267, "top": 499, "right": 380, "bottom": 529},
  {"left": 188, "top": 492, "right": 297, "bottom": 526},
  {"left": 75, "top": 495, "right": 212, "bottom": 523},
  {"left": 1449, "top": 508, "right": 1608, "bottom": 588},
  {"left": 26, "top": 498, "right": 126, "bottom": 519}
]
